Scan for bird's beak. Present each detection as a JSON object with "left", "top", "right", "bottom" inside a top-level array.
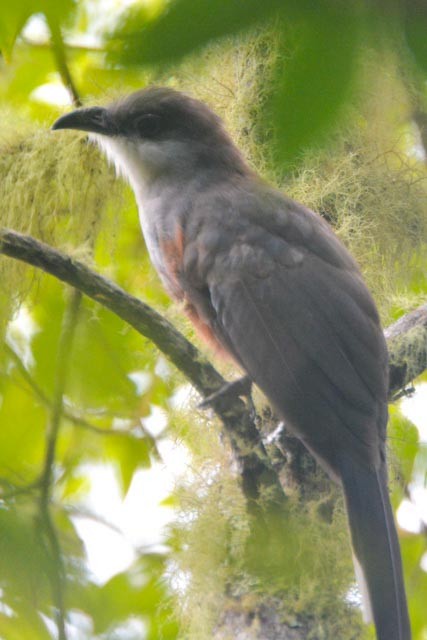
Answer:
[{"left": 51, "top": 107, "right": 115, "bottom": 135}]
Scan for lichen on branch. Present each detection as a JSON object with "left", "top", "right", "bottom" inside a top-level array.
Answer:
[
  {"left": 0, "top": 227, "right": 286, "bottom": 513},
  {"left": 1, "top": 227, "right": 426, "bottom": 523}
]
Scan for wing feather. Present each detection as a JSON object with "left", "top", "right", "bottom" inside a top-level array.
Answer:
[{"left": 205, "top": 240, "right": 387, "bottom": 471}]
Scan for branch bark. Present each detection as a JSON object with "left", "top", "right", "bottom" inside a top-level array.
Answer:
[
  {"left": 0, "top": 228, "right": 285, "bottom": 514},
  {"left": 1, "top": 229, "right": 426, "bottom": 515},
  {"left": 385, "top": 304, "right": 427, "bottom": 395}
]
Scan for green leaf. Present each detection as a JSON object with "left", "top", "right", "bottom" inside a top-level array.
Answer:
[
  {"left": 400, "top": 533, "right": 427, "bottom": 637},
  {"left": 60, "top": 472, "right": 90, "bottom": 499},
  {"left": 0, "top": 611, "right": 51, "bottom": 640},
  {"left": 388, "top": 405, "right": 419, "bottom": 491},
  {"left": 268, "top": 5, "right": 361, "bottom": 167},
  {"left": 107, "top": 0, "right": 284, "bottom": 67},
  {"left": 0, "top": 46, "right": 55, "bottom": 119},
  {"left": 0, "top": 0, "right": 76, "bottom": 61},
  {"left": 68, "top": 555, "right": 177, "bottom": 635},
  {"left": 107, "top": 432, "right": 152, "bottom": 497},
  {"left": 75, "top": 56, "right": 149, "bottom": 98},
  {"left": 0, "top": 381, "right": 46, "bottom": 479},
  {"left": 30, "top": 281, "right": 144, "bottom": 413},
  {"left": 0, "top": 3, "right": 33, "bottom": 60},
  {"left": 403, "top": 0, "right": 427, "bottom": 73},
  {"left": 0, "top": 506, "right": 50, "bottom": 605},
  {"left": 107, "top": 0, "right": 362, "bottom": 167}
]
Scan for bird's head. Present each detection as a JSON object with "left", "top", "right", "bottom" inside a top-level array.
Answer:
[{"left": 52, "top": 87, "right": 247, "bottom": 191}]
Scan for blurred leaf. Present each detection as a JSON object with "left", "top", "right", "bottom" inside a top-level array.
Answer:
[
  {"left": 31, "top": 280, "right": 143, "bottom": 412},
  {"left": 0, "top": 46, "right": 53, "bottom": 107},
  {"left": 107, "top": 0, "right": 284, "bottom": 67},
  {"left": 403, "top": 0, "right": 427, "bottom": 73},
  {"left": 0, "top": 381, "right": 46, "bottom": 479},
  {"left": 108, "top": 0, "right": 362, "bottom": 166},
  {"left": 68, "top": 303, "right": 141, "bottom": 411},
  {"left": 0, "top": 506, "right": 50, "bottom": 604},
  {"left": 0, "top": 4, "right": 33, "bottom": 60},
  {"left": 51, "top": 503, "right": 86, "bottom": 561},
  {"left": 107, "top": 0, "right": 427, "bottom": 83},
  {"left": 41, "top": 0, "right": 76, "bottom": 31},
  {"left": 0, "top": 0, "right": 76, "bottom": 61},
  {"left": 388, "top": 405, "right": 419, "bottom": 490},
  {"left": 400, "top": 533, "right": 427, "bottom": 638},
  {"left": 269, "top": 5, "right": 361, "bottom": 166},
  {"left": 69, "top": 555, "right": 177, "bottom": 636},
  {"left": 0, "top": 611, "right": 51, "bottom": 640},
  {"left": 107, "top": 432, "right": 152, "bottom": 497},
  {"left": 60, "top": 472, "right": 90, "bottom": 500},
  {"left": 75, "top": 55, "right": 148, "bottom": 98}
]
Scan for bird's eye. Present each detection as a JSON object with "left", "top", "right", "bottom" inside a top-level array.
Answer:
[{"left": 134, "top": 113, "right": 162, "bottom": 138}]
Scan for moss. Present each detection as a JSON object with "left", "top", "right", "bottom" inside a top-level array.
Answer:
[
  {"left": 160, "top": 35, "right": 427, "bottom": 325},
  {"left": 388, "top": 324, "right": 427, "bottom": 387},
  {"left": 167, "top": 398, "right": 362, "bottom": 638},
  {"left": 167, "top": 407, "right": 249, "bottom": 638},
  {"left": 283, "top": 54, "right": 427, "bottom": 323},
  {"left": 152, "top": 31, "right": 426, "bottom": 639},
  {"left": 0, "top": 109, "right": 120, "bottom": 331},
  {"left": 2, "top": 25, "right": 424, "bottom": 638}
]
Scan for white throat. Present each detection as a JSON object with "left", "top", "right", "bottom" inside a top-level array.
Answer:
[
  {"left": 90, "top": 134, "right": 152, "bottom": 201},
  {"left": 90, "top": 133, "right": 195, "bottom": 242},
  {"left": 90, "top": 133, "right": 196, "bottom": 196}
]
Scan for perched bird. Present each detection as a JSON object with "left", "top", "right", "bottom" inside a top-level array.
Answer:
[{"left": 52, "top": 87, "right": 411, "bottom": 640}]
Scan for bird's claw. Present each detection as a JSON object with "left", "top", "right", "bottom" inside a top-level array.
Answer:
[
  {"left": 199, "top": 375, "right": 254, "bottom": 414},
  {"left": 391, "top": 384, "right": 416, "bottom": 402}
]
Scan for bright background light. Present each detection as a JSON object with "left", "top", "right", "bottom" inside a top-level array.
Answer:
[{"left": 70, "top": 427, "right": 190, "bottom": 583}]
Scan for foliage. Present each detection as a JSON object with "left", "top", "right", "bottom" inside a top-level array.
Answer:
[
  {"left": 107, "top": 0, "right": 427, "bottom": 166},
  {"left": 0, "top": 1, "right": 426, "bottom": 639}
]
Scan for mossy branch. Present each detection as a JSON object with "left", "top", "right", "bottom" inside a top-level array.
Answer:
[
  {"left": 1, "top": 229, "right": 426, "bottom": 514},
  {"left": 0, "top": 228, "right": 285, "bottom": 514},
  {"left": 385, "top": 304, "right": 427, "bottom": 396}
]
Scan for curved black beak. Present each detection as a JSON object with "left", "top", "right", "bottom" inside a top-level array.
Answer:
[{"left": 52, "top": 107, "right": 115, "bottom": 135}]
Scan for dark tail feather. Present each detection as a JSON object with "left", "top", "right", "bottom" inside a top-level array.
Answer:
[{"left": 339, "top": 457, "right": 411, "bottom": 640}]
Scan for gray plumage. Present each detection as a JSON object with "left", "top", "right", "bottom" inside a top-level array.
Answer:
[{"left": 52, "top": 87, "right": 411, "bottom": 640}]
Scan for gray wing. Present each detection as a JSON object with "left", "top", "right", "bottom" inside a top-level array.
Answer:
[{"left": 190, "top": 202, "right": 389, "bottom": 476}]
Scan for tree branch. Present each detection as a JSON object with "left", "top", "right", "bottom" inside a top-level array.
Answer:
[
  {"left": 1, "top": 229, "right": 426, "bottom": 517},
  {"left": 0, "top": 228, "right": 286, "bottom": 514},
  {"left": 46, "top": 17, "right": 82, "bottom": 107},
  {"left": 385, "top": 304, "right": 427, "bottom": 396}
]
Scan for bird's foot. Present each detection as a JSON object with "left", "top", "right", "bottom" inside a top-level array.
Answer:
[
  {"left": 199, "top": 375, "right": 255, "bottom": 415},
  {"left": 392, "top": 384, "right": 416, "bottom": 402}
]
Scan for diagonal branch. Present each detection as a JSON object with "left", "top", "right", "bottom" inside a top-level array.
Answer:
[
  {"left": 46, "top": 16, "right": 82, "bottom": 107},
  {"left": 0, "top": 228, "right": 285, "bottom": 514},
  {"left": 1, "top": 229, "right": 426, "bottom": 512},
  {"left": 385, "top": 304, "right": 427, "bottom": 396}
]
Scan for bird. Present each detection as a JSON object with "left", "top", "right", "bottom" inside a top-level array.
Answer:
[{"left": 52, "top": 86, "right": 411, "bottom": 640}]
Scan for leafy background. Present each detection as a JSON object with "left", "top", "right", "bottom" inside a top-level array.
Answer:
[{"left": 0, "top": 1, "right": 426, "bottom": 639}]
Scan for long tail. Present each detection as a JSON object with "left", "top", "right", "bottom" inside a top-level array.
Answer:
[{"left": 339, "top": 456, "right": 411, "bottom": 640}]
